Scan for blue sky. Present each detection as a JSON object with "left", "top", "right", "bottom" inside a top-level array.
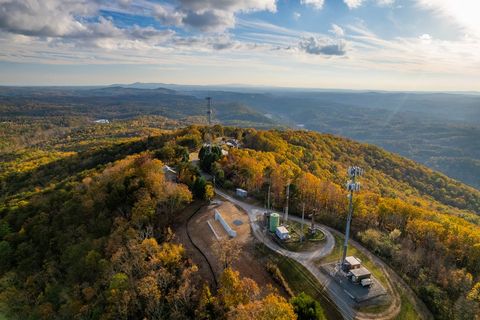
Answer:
[{"left": 0, "top": 0, "right": 479, "bottom": 90}]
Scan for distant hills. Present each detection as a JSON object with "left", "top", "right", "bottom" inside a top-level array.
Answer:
[{"left": 0, "top": 84, "right": 478, "bottom": 189}]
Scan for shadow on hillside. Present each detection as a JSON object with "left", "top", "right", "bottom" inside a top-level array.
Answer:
[{"left": 0, "top": 135, "right": 170, "bottom": 197}]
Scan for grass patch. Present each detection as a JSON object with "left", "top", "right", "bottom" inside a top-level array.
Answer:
[
  {"left": 395, "top": 291, "right": 421, "bottom": 320},
  {"left": 356, "top": 301, "right": 391, "bottom": 313},
  {"left": 279, "top": 220, "right": 326, "bottom": 252},
  {"left": 255, "top": 243, "right": 342, "bottom": 320}
]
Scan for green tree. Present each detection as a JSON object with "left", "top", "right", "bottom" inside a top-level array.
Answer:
[
  {"left": 193, "top": 176, "right": 213, "bottom": 200},
  {"left": 0, "top": 241, "right": 12, "bottom": 271},
  {"left": 290, "top": 292, "right": 326, "bottom": 320},
  {"left": 199, "top": 145, "right": 223, "bottom": 172}
]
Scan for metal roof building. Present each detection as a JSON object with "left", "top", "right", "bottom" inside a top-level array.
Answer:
[
  {"left": 349, "top": 267, "right": 372, "bottom": 283},
  {"left": 275, "top": 226, "right": 290, "bottom": 240}
]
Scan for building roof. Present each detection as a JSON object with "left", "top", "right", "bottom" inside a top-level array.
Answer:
[
  {"left": 236, "top": 188, "right": 247, "bottom": 192},
  {"left": 350, "top": 267, "right": 371, "bottom": 277},
  {"left": 276, "top": 226, "right": 289, "bottom": 234},
  {"left": 163, "top": 165, "right": 177, "bottom": 174},
  {"left": 345, "top": 256, "right": 361, "bottom": 266}
]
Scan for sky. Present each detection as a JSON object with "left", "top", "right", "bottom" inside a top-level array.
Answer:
[{"left": 0, "top": 0, "right": 480, "bottom": 90}]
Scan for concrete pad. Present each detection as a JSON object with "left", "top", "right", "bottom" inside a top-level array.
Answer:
[{"left": 320, "top": 262, "right": 388, "bottom": 303}]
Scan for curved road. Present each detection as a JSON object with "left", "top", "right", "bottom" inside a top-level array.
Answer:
[
  {"left": 215, "top": 188, "right": 357, "bottom": 320},
  {"left": 216, "top": 188, "right": 435, "bottom": 320}
]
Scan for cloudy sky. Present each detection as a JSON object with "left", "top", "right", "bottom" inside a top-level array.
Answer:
[{"left": 1, "top": 0, "right": 480, "bottom": 90}]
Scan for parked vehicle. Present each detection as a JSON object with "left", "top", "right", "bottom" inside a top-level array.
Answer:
[{"left": 361, "top": 278, "right": 373, "bottom": 287}]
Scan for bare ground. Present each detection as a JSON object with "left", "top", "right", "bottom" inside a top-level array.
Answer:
[{"left": 186, "top": 200, "right": 286, "bottom": 295}]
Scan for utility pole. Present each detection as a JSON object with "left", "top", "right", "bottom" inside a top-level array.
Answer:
[
  {"left": 341, "top": 166, "right": 363, "bottom": 268},
  {"left": 311, "top": 208, "right": 316, "bottom": 232},
  {"left": 284, "top": 183, "right": 290, "bottom": 223},
  {"left": 310, "top": 187, "right": 318, "bottom": 233},
  {"left": 267, "top": 184, "right": 271, "bottom": 212},
  {"left": 301, "top": 202, "right": 305, "bottom": 242}
]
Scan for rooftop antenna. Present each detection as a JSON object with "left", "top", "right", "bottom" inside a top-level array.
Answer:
[{"left": 341, "top": 166, "right": 363, "bottom": 268}]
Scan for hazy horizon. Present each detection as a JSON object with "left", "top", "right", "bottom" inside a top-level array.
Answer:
[
  {"left": 1, "top": 81, "right": 480, "bottom": 95},
  {"left": 1, "top": 1, "right": 480, "bottom": 91}
]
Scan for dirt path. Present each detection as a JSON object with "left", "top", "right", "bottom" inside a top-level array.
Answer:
[{"left": 172, "top": 202, "right": 217, "bottom": 289}]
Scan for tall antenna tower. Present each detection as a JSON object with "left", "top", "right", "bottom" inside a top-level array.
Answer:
[
  {"left": 206, "top": 97, "right": 212, "bottom": 126},
  {"left": 341, "top": 166, "right": 363, "bottom": 267},
  {"left": 205, "top": 97, "right": 213, "bottom": 153}
]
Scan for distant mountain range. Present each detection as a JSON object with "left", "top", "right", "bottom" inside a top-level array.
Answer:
[{"left": 0, "top": 84, "right": 478, "bottom": 189}]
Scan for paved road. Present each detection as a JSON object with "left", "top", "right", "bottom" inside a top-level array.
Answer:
[{"left": 215, "top": 188, "right": 357, "bottom": 320}]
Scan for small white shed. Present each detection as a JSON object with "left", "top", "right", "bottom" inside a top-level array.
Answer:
[
  {"left": 275, "top": 226, "right": 290, "bottom": 240},
  {"left": 236, "top": 188, "right": 247, "bottom": 198}
]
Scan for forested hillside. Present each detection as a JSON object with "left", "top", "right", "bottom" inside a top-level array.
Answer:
[
  {"left": 207, "top": 128, "right": 480, "bottom": 319},
  {"left": 1, "top": 120, "right": 479, "bottom": 319},
  {"left": 0, "top": 126, "right": 299, "bottom": 319},
  {"left": 192, "top": 89, "right": 480, "bottom": 190},
  {"left": 2, "top": 86, "right": 479, "bottom": 190}
]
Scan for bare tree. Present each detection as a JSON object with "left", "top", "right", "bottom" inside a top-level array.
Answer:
[{"left": 213, "top": 238, "right": 242, "bottom": 270}]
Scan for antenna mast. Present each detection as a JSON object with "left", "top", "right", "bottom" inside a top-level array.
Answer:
[
  {"left": 205, "top": 97, "right": 213, "bottom": 153},
  {"left": 206, "top": 97, "right": 212, "bottom": 126},
  {"left": 341, "top": 166, "right": 363, "bottom": 267}
]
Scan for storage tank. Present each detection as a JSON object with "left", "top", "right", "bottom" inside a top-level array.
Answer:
[{"left": 269, "top": 213, "right": 280, "bottom": 232}]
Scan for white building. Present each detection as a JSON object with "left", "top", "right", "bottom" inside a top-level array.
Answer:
[
  {"left": 344, "top": 256, "right": 362, "bottom": 270},
  {"left": 94, "top": 119, "right": 110, "bottom": 124},
  {"left": 236, "top": 188, "right": 247, "bottom": 198},
  {"left": 215, "top": 210, "right": 237, "bottom": 238},
  {"left": 275, "top": 226, "right": 290, "bottom": 240}
]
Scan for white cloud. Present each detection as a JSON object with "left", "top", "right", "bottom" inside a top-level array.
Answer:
[
  {"left": 177, "top": 0, "right": 277, "bottom": 31},
  {"left": 415, "top": 0, "right": 480, "bottom": 38},
  {"left": 419, "top": 33, "right": 432, "bottom": 42},
  {"left": 343, "top": 0, "right": 395, "bottom": 9},
  {"left": 0, "top": 0, "right": 479, "bottom": 91},
  {"left": 0, "top": 0, "right": 97, "bottom": 37},
  {"left": 299, "top": 37, "right": 347, "bottom": 56},
  {"left": 293, "top": 12, "right": 301, "bottom": 20},
  {"left": 344, "top": 0, "right": 364, "bottom": 9},
  {"left": 177, "top": 0, "right": 276, "bottom": 13},
  {"left": 301, "top": 0, "right": 324, "bottom": 10},
  {"left": 376, "top": 0, "right": 395, "bottom": 6},
  {"left": 330, "top": 24, "right": 345, "bottom": 37},
  {"left": 152, "top": 3, "right": 184, "bottom": 26}
]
